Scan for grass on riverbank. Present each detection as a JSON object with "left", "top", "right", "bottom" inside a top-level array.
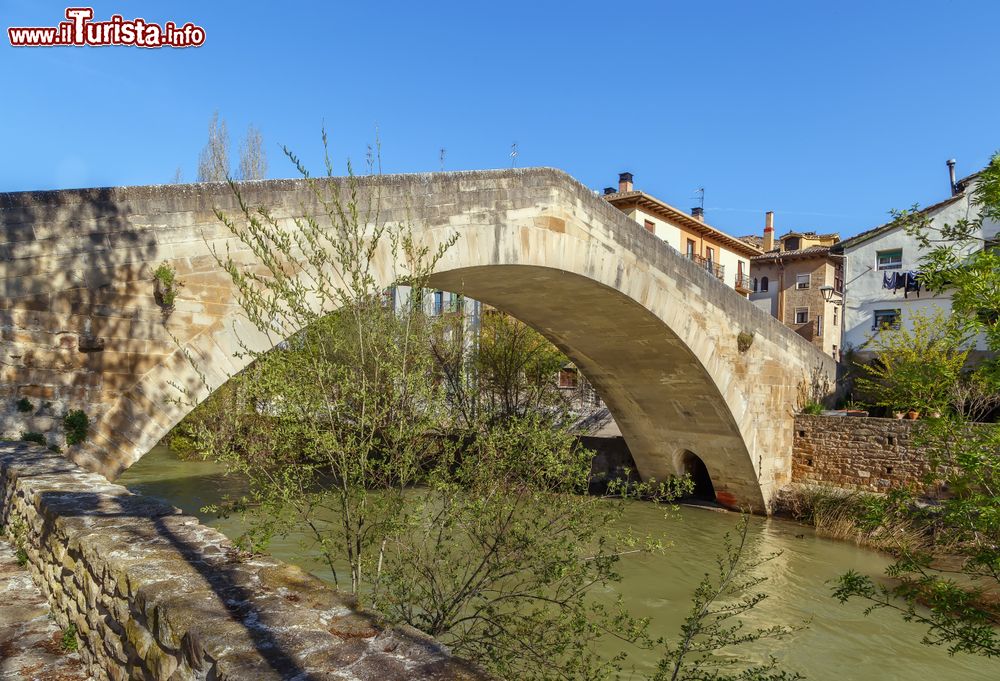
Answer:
[{"left": 777, "top": 485, "right": 932, "bottom": 556}]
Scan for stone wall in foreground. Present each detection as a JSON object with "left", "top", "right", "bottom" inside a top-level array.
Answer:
[
  {"left": 790, "top": 414, "right": 936, "bottom": 492},
  {"left": 0, "top": 442, "right": 485, "bottom": 681}
]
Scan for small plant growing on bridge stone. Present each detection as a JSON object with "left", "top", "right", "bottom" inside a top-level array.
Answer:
[
  {"left": 153, "top": 262, "right": 180, "bottom": 309},
  {"left": 20, "top": 431, "right": 46, "bottom": 446},
  {"left": 15, "top": 397, "right": 34, "bottom": 413},
  {"left": 4, "top": 517, "right": 29, "bottom": 567},
  {"left": 60, "top": 624, "right": 78, "bottom": 652},
  {"left": 63, "top": 410, "right": 89, "bottom": 446},
  {"left": 737, "top": 330, "right": 754, "bottom": 353}
]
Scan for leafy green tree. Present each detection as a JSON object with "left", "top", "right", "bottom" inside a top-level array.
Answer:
[
  {"left": 834, "top": 151, "right": 1000, "bottom": 658},
  {"left": 373, "top": 415, "right": 687, "bottom": 681},
  {"left": 432, "top": 309, "right": 574, "bottom": 429},
  {"left": 855, "top": 308, "right": 970, "bottom": 414},
  {"left": 185, "top": 132, "right": 692, "bottom": 678}
]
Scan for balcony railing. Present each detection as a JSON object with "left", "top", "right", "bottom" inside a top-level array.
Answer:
[
  {"left": 687, "top": 253, "right": 725, "bottom": 280},
  {"left": 735, "top": 273, "right": 752, "bottom": 292}
]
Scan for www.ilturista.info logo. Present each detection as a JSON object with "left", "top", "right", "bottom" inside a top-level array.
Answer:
[{"left": 8, "top": 8, "right": 205, "bottom": 48}]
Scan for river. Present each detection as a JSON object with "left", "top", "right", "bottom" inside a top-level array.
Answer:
[{"left": 119, "top": 445, "right": 996, "bottom": 680}]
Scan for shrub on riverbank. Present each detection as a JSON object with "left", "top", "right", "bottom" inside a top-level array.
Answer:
[{"left": 778, "top": 485, "right": 932, "bottom": 556}]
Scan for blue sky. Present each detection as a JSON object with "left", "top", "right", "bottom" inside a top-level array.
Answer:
[{"left": 2, "top": 0, "right": 997, "bottom": 238}]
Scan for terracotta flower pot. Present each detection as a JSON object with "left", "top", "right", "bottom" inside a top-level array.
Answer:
[{"left": 906, "top": 410, "right": 920, "bottom": 420}]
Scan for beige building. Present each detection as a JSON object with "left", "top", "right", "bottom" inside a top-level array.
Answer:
[
  {"left": 603, "top": 173, "right": 761, "bottom": 295},
  {"left": 747, "top": 212, "right": 844, "bottom": 359}
]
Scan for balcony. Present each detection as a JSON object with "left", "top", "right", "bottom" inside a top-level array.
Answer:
[
  {"left": 687, "top": 253, "right": 725, "bottom": 280},
  {"left": 735, "top": 273, "right": 753, "bottom": 293}
]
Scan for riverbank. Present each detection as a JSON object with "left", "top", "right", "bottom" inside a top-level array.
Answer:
[{"left": 774, "top": 483, "right": 932, "bottom": 554}]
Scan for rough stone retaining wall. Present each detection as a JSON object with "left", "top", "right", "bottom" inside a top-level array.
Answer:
[
  {"left": 790, "top": 414, "right": 937, "bottom": 492},
  {"left": 0, "top": 442, "right": 485, "bottom": 681}
]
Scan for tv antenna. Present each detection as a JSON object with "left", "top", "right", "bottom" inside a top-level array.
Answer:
[
  {"left": 510, "top": 142, "right": 518, "bottom": 168},
  {"left": 693, "top": 187, "right": 705, "bottom": 210}
]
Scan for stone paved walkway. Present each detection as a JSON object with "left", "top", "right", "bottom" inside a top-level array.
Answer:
[{"left": 0, "top": 540, "right": 90, "bottom": 681}]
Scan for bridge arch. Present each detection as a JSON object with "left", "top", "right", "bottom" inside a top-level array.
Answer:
[{"left": 0, "top": 168, "right": 834, "bottom": 511}]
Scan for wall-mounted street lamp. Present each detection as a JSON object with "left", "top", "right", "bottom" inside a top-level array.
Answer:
[{"left": 820, "top": 285, "right": 842, "bottom": 304}]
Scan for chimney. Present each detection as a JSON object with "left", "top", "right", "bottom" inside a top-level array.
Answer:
[
  {"left": 763, "top": 211, "right": 775, "bottom": 251},
  {"left": 947, "top": 159, "right": 957, "bottom": 196},
  {"left": 603, "top": 187, "right": 616, "bottom": 195},
  {"left": 618, "top": 172, "right": 633, "bottom": 193},
  {"left": 691, "top": 207, "right": 705, "bottom": 222}
]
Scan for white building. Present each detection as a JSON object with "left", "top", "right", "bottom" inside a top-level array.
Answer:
[{"left": 836, "top": 162, "right": 999, "bottom": 357}]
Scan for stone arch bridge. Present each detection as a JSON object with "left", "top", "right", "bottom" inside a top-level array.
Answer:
[{"left": 0, "top": 169, "right": 834, "bottom": 512}]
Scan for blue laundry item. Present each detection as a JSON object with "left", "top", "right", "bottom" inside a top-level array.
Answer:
[
  {"left": 904, "top": 271, "right": 921, "bottom": 298},
  {"left": 882, "top": 271, "right": 897, "bottom": 290},
  {"left": 894, "top": 272, "right": 906, "bottom": 291}
]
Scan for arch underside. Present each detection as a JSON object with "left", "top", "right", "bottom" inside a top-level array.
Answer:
[{"left": 428, "top": 265, "right": 763, "bottom": 509}]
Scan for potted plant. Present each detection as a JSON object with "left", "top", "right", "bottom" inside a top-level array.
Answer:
[
  {"left": 844, "top": 400, "right": 869, "bottom": 417},
  {"left": 893, "top": 410, "right": 905, "bottom": 419},
  {"left": 905, "top": 409, "right": 920, "bottom": 420}
]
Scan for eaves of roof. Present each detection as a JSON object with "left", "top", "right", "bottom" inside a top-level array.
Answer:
[
  {"left": 604, "top": 191, "right": 763, "bottom": 258},
  {"left": 751, "top": 245, "right": 842, "bottom": 263},
  {"left": 834, "top": 193, "right": 965, "bottom": 252}
]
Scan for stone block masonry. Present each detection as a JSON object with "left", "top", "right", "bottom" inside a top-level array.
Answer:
[
  {"left": 0, "top": 169, "right": 836, "bottom": 512},
  {"left": 791, "top": 414, "right": 939, "bottom": 492},
  {"left": 0, "top": 442, "right": 487, "bottom": 681}
]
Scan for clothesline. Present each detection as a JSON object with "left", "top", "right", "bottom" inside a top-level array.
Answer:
[{"left": 882, "top": 270, "right": 922, "bottom": 298}]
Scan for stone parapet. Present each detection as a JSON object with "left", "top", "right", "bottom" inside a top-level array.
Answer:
[{"left": 0, "top": 441, "right": 485, "bottom": 681}]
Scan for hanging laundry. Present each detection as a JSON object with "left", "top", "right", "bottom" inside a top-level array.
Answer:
[
  {"left": 904, "top": 271, "right": 921, "bottom": 298},
  {"left": 893, "top": 272, "right": 906, "bottom": 292},
  {"left": 882, "top": 271, "right": 898, "bottom": 290}
]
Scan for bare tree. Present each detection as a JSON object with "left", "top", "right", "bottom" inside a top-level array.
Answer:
[
  {"left": 238, "top": 124, "right": 268, "bottom": 180},
  {"left": 197, "top": 111, "right": 230, "bottom": 182},
  {"left": 171, "top": 167, "right": 184, "bottom": 184}
]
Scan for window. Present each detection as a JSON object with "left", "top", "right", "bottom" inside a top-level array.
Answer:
[
  {"left": 873, "top": 308, "right": 901, "bottom": 330},
  {"left": 816, "top": 314, "right": 823, "bottom": 337},
  {"left": 753, "top": 277, "right": 758, "bottom": 292},
  {"left": 794, "top": 307, "right": 809, "bottom": 325},
  {"left": 644, "top": 219, "right": 655, "bottom": 233},
  {"left": 784, "top": 237, "right": 800, "bottom": 251},
  {"left": 706, "top": 246, "right": 715, "bottom": 262},
  {"left": 877, "top": 249, "right": 903, "bottom": 270},
  {"left": 833, "top": 307, "right": 838, "bottom": 326},
  {"left": 795, "top": 273, "right": 810, "bottom": 290},
  {"left": 558, "top": 367, "right": 579, "bottom": 389},
  {"left": 761, "top": 276, "right": 769, "bottom": 292},
  {"left": 686, "top": 239, "right": 696, "bottom": 258},
  {"left": 433, "top": 290, "right": 443, "bottom": 315}
]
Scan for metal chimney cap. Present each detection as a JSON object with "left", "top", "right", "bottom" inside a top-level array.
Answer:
[
  {"left": 946, "top": 158, "right": 957, "bottom": 167},
  {"left": 618, "top": 171, "right": 633, "bottom": 182}
]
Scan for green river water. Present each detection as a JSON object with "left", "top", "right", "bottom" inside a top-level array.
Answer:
[{"left": 119, "top": 445, "right": 997, "bottom": 680}]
